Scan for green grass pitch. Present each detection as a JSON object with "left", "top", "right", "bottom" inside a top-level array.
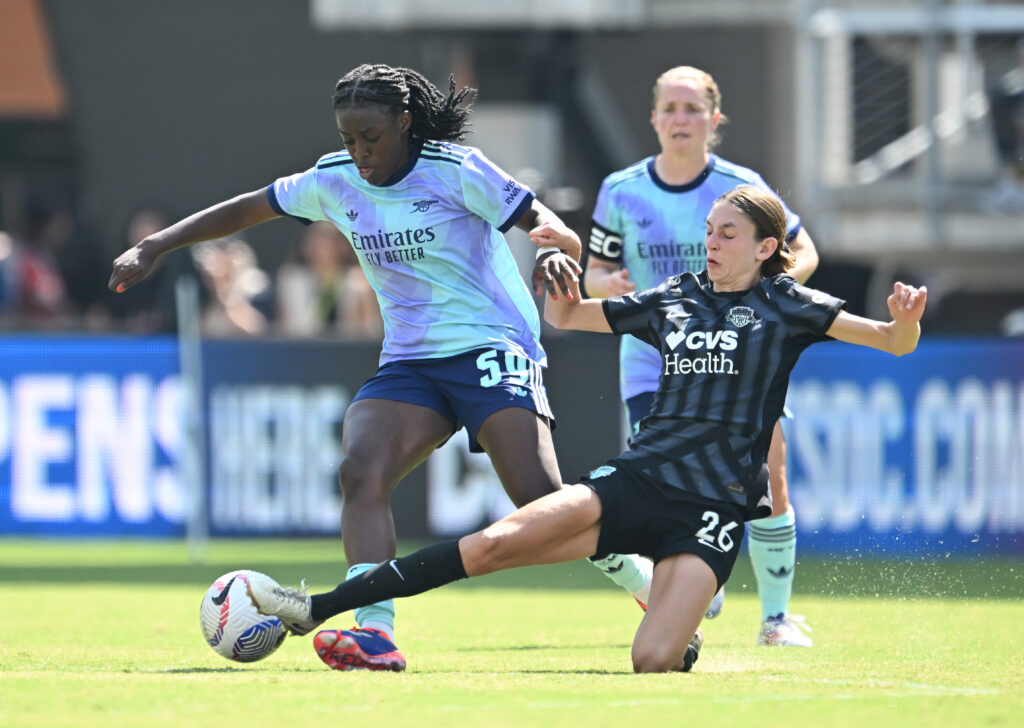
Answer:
[{"left": 1, "top": 538, "right": 1021, "bottom": 728}]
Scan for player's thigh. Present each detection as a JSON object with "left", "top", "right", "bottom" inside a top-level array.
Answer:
[
  {"left": 632, "top": 553, "right": 717, "bottom": 671},
  {"left": 475, "top": 406, "right": 562, "bottom": 506},
  {"left": 767, "top": 419, "right": 790, "bottom": 514},
  {"left": 460, "top": 484, "right": 602, "bottom": 575},
  {"left": 341, "top": 398, "right": 455, "bottom": 489}
]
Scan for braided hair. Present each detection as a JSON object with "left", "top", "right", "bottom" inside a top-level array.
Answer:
[{"left": 333, "top": 64, "right": 476, "bottom": 142}]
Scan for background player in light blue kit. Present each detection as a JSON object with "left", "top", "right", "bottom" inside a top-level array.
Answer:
[
  {"left": 584, "top": 65, "right": 820, "bottom": 646},
  {"left": 246, "top": 185, "right": 927, "bottom": 673},
  {"left": 108, "top": 63, "right": 652, "bottom": 671}
]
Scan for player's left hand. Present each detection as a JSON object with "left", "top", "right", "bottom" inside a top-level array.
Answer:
[
  {"left": 887, "top": 282, "right": 927, "bottom": 324},
  {"left": 533, "top": 252, "right": 582, "bottom": 300}
]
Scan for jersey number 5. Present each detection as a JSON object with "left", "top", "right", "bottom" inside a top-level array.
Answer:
[
  {"left": 695, "top": 511, "right": 739, "bottom": 552},
  {"left": 477, "top": 349, "right": 528, "bottom": 387}
]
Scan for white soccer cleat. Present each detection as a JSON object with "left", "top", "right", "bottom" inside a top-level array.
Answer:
[
  {"left": 757, "top": 613, "right": 813, "bottom": 647},
  {"left": 705, "top": 586, "right": 725, "bottom": 619},
  {"left": 247, "top": 573, "right": 324, "bottom": 636}
]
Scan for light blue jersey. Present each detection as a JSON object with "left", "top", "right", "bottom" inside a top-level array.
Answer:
[
  {"left": 270, "top": 140, "right": 542, "bottom": 366},
  {"left": 589, "top": 154, "right": 802, "bottom": 401}
]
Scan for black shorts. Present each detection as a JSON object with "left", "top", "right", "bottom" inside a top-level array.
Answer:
[{"left": 580, "top": 460, "right": 747, "bottom": 591}]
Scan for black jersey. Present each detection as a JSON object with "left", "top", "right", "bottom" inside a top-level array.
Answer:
[{"left": 602, "top": 271, "right": 845, "bottom": 518}]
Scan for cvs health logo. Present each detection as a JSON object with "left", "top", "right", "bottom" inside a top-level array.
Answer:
[
  {"left": 666, "top": 328, "right": 738, "bottom": 352},
  {"left": 663, "top": 318, "right": 740, "bottom": 376}
]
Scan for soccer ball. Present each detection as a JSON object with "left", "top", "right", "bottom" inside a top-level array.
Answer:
[{"left": 199, "top": 570, "right": 288, "bottom": 662}]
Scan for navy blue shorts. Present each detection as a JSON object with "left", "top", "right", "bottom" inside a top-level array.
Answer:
[
  {"left": 353, "top": 347, "right": 555, "bottom": 453},
  {"left": 581, "top": 459, "right": 747, "bottom": 591},
  {"left": 625, "top": 392, "right": 655, "bottom": 438}
]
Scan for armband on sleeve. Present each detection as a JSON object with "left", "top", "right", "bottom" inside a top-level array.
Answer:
[{"left": 588, "top": 221, "right": 623, "bottom": 261}]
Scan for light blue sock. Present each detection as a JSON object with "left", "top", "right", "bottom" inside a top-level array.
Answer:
[
  {"left": 347, "top": 563, "right": 395, "bottom": 640},
  {"left": 747, "top": 506, "right": 797, "bottom": 621},
  {"left": 590, "top": 553, "right": 652, "bottom": 604}
]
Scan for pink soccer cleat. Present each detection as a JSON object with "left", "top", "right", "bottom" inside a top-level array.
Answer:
[{"left": 313, "top": 627, "right": 407, "bottom": 671}]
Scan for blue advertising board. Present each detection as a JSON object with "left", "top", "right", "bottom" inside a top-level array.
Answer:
[
  {"left": 1, "top": 335, "right": 1021, "bottom": 554},
  {"left": 0, "top": 336, "right": 182, "bottom": 536},
  {"left": 787, "top": 338, "right": 1024, "bottom": 554}
]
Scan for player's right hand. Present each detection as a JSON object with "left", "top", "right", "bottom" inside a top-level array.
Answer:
[
  {"left": 533, "top": 251, "right": 582, "bottom": 300},
  {"left": 109, "top": 243, "right": 160, "bottom": 292}
]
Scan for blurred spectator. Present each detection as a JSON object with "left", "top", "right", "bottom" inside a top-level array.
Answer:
[
  {"left": 191, "top": 236, "right": 273, "bottom": 337},
  {"left": 275, "top": 221, "right": 382, "bottom": 339},
  {"left": 110, "top": 205, "right": 197, "bottom": 333},
  {"left": 0, "top": 212, "right": 70, "bottom": 328},
  {"left": 38, "top": 199, "right": 114, "bottom": 331},
  {"left": 0, "top": 193, "right": 116, "bottom": 330},
  {"left": 0, "top": 231, "right": 27, "bottom": 320},
  {"left": 987, "top": 37, "right": 1024, "bottom": 211}
]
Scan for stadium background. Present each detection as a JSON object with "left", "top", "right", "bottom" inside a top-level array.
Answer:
[{"left": 1, "top": 0, "right": 1023, "bottom": 558}]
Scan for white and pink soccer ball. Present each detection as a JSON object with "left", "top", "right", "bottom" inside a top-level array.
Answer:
[{"left": 199, "top": 570, "right": 288, "bottom": 662}]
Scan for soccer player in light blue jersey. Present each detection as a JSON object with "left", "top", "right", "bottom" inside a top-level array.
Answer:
[
  {"left": 108, "top": 63, "right": 652, "bottom": 671},
  {"left": 584, "top": 66, "right": 821, "bottom": 647}
]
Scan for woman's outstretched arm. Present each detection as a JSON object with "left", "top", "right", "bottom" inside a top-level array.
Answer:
[
  {"left": 826, "top": 282, "right": 927, "bottom": 356},
  {"left": 109, "top": 189, "right": 279, "bottom": 292}
]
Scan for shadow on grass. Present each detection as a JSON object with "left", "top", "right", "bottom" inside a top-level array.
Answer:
[
  {"left": 1, "top": 555, "right": 1021, "bottom": 600},
  {"left": 453, "top": 643, "right": 633, "bottom": 652},
  {"left": 414, "top": 668, "right": 635, "bottom": 675},
  {"left": 154, "top": 667, "right": 251, "bottom": 674},
  {"left": 153, "top": 666, "right": 324, "bottom": 674}
]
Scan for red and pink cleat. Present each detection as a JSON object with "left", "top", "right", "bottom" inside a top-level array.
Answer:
[{"left": 313, "top": 627, "right": 407, "bottom": 671}]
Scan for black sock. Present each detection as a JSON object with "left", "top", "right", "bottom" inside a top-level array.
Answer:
[{"left": 309, "top": 540, "right": 468, "bottom": 622}]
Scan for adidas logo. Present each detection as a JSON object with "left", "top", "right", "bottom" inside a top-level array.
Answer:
[{"left": 346, "top": 209, "right": 358, "bottom": 221}]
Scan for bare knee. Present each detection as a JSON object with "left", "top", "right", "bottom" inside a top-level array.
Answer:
[
  {"left": 337, "top": 455, "right": 388, "bottom": 505},
  {"left": 462, "top": 527, "right": 518, "bottom": 576},
  {"left": 631, "top": 645, "right": 684, "bottom": 673},
  {"left": 768, "top": 467, "right": 791, "bottom": 515},
  {"left": 631, "top": 631, "right": 689, "bottom": 673},
  {"left": 768, "top": 422, "right": 791, "bottom": 515}
]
